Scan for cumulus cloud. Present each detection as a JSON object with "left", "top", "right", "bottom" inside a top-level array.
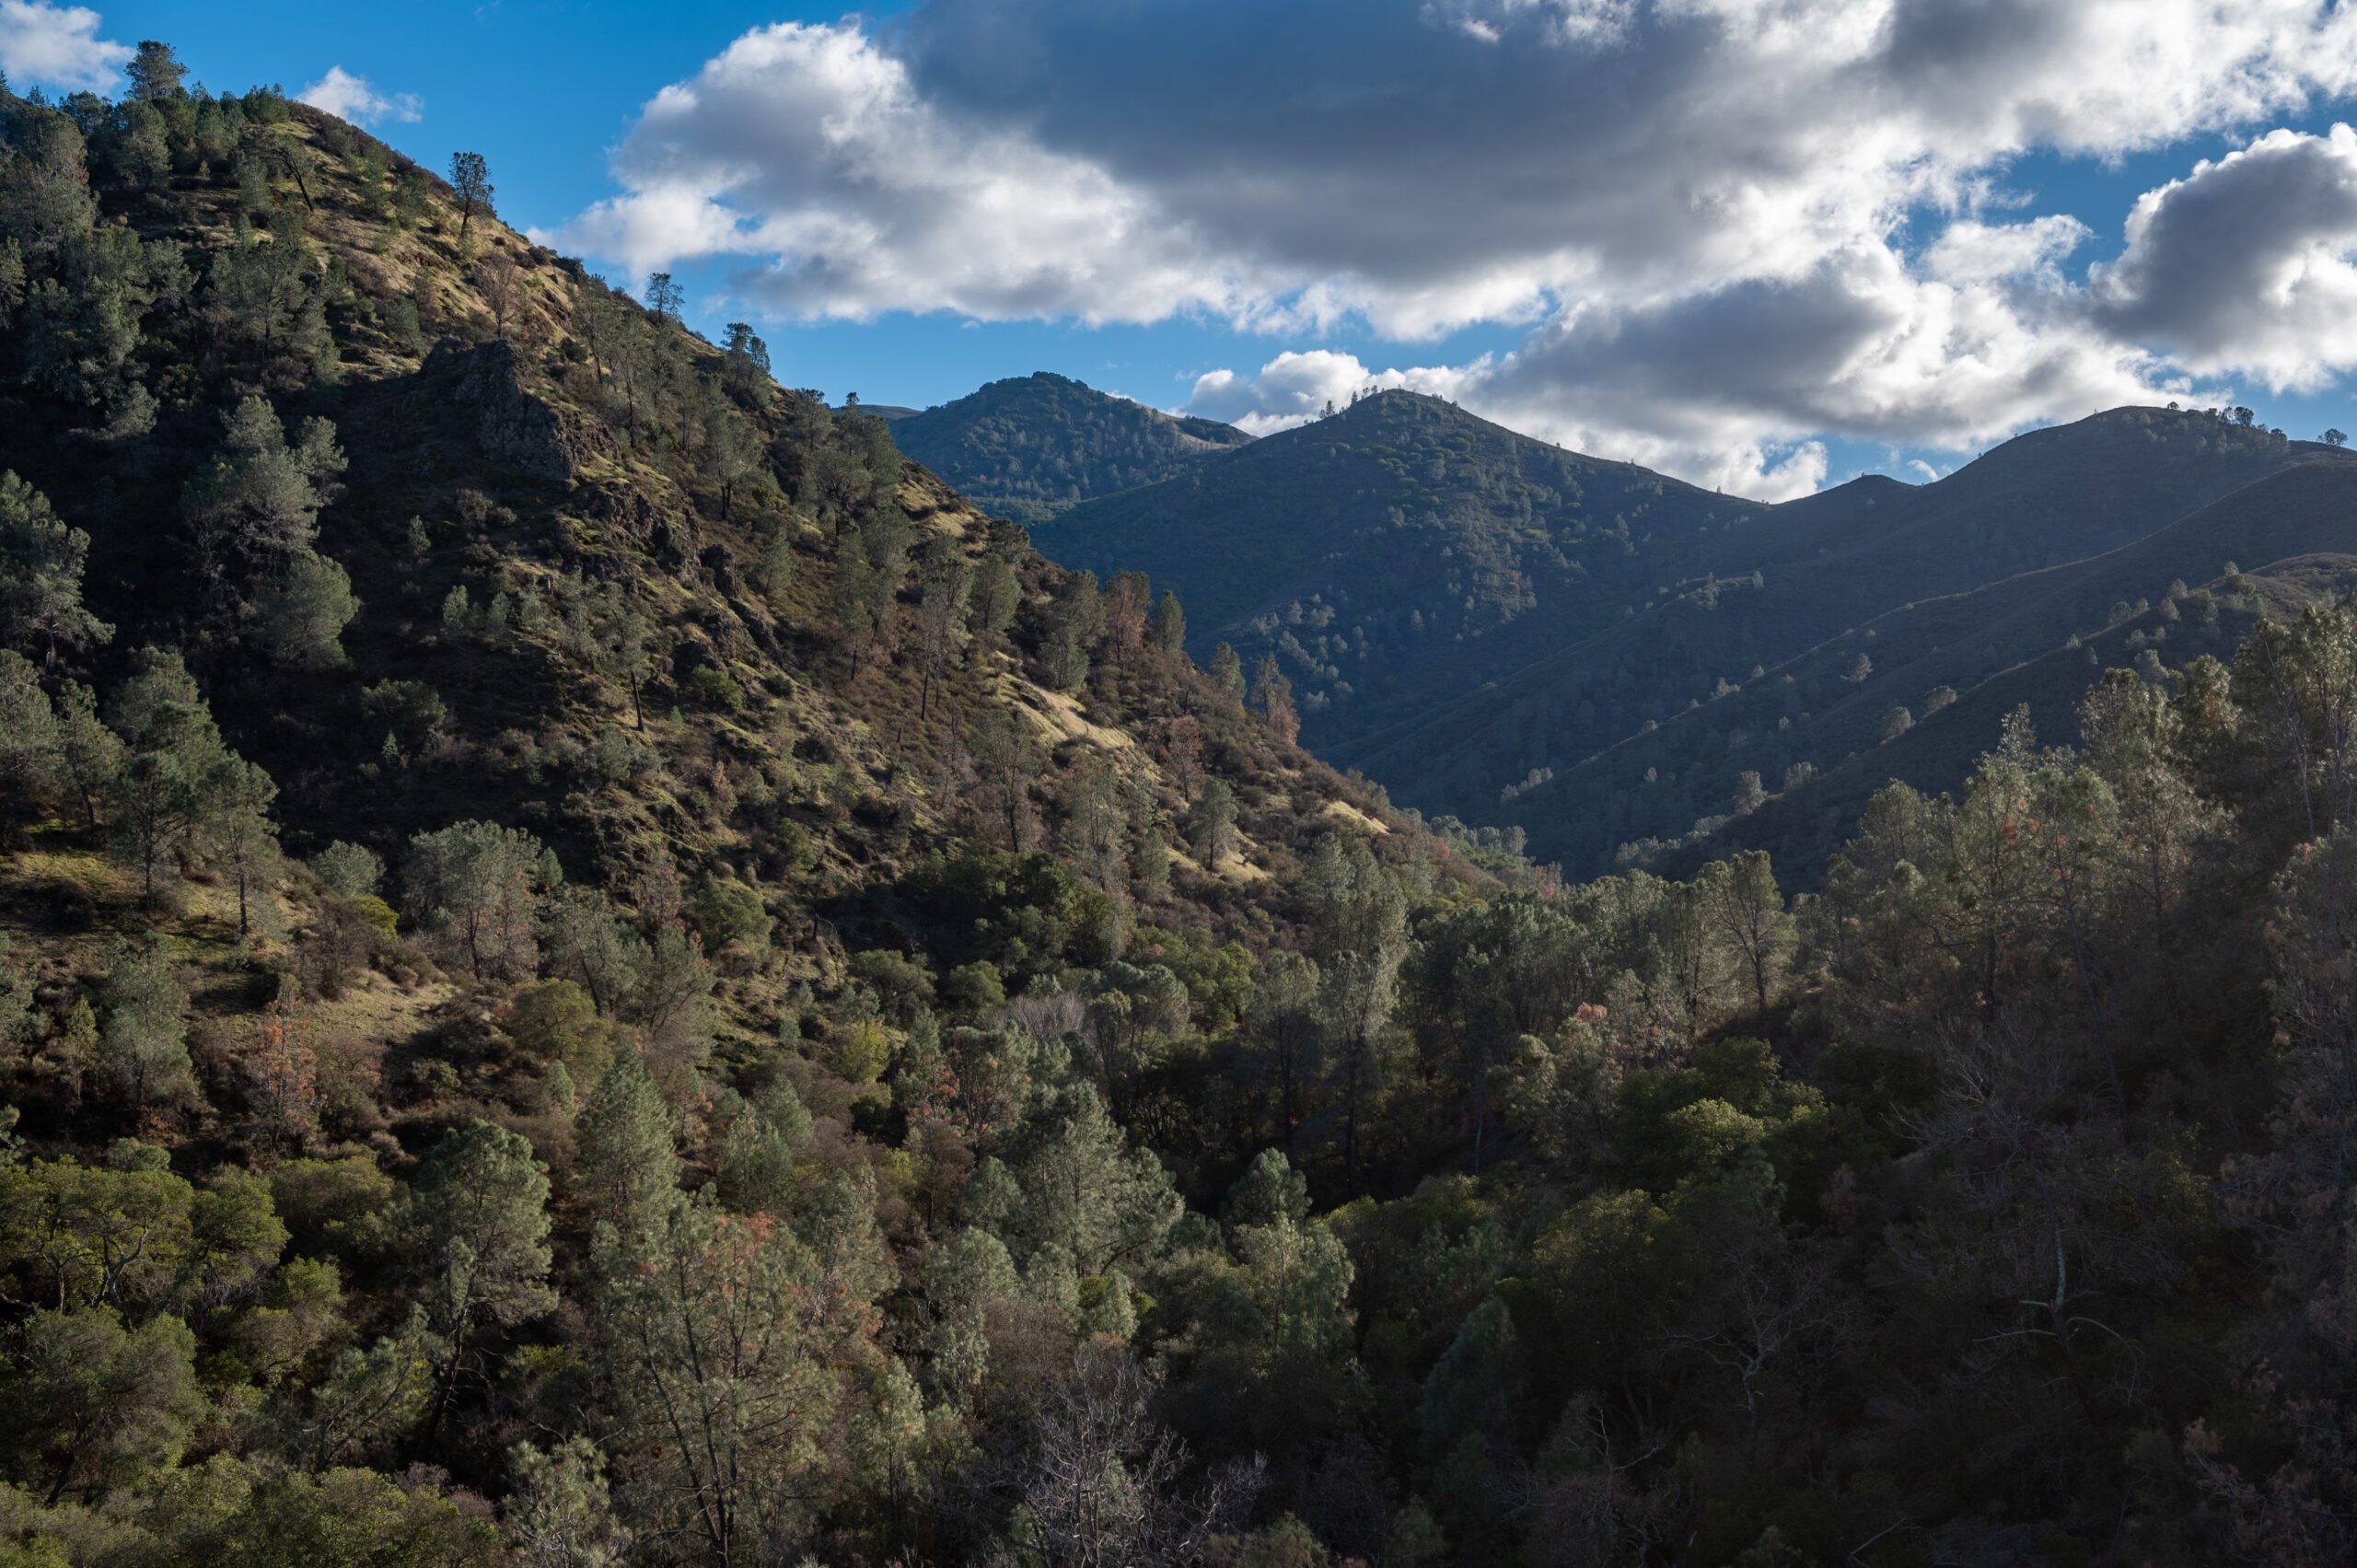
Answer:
[
  {"left": 2088, "top": 124, "right": 2357, "bottom": 392},
  {"left": 552, "top": 0, "right": 2357, "bottom": 494},
  {"left": 0, "top": 0, "right": 128, "bottom": 91},
  {"left": 1923, "top": 216, "right": 2091, "bottom": 286},
  {"left": 1185, "top": 351, "right": 1483, "bottom": 436},
  {"left": 297, "top": 66, "right": 424, "bottom": 126},
  {"left": 551, "top": 23, "right": 1252, "bottom": 323}
]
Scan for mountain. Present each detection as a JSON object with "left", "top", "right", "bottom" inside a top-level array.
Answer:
[
  {"left": 15, "top": 56, "right": 2357, "bottom": 1568},
  {"left": 1036, "top": 389, "right": 1749, "bottom": 744},
  {"left": 888, "top": 371, "right": 1253, "bottom": 522},
  {"left": 1042, "top": 396, "right": 2346, "bottom": 865},
  {"left": 1671, "top": 547, "right": 2357, "bottom": 883},
  {"left": 1499, "top": 452, "right": 2357, "bottom": 867}
]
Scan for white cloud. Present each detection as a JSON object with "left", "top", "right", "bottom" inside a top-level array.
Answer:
[
  {"left": 0, "top": 0, "right": 128, "bottom": 91},
  {"left": 550, "top": 23, "right": 1253, "bottom": 323},
  {"left": 1184, "top": 350, "right": 1483, "bottom": 436},
  {"left": 1923, "top": 216, "right": 2091, "bottom": 286},
  {"left": 551, "top": 0, "right": 2357, "bottom": 494},
  {"left": 2089, "top": 124, "right": 2357, "bottom": 392},
  {"left": 297, "top": 65, "right": 423, "bottom": 126}
]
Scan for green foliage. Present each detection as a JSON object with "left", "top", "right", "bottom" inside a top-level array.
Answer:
[
  {"left": 181, "top": 397, "right": 345, "bottom": 584},
  {"left": 0, "top": 471, "right": 110, "bottom": 656},
  {"left": 308, "top": 840, "right": 382, "bottom": 900},
  {"left": 575, "top": 1051, "right": 679, "bottom": 1237},
  {"left": 402, "top": 820, "right": 544, "bottom": 981}
]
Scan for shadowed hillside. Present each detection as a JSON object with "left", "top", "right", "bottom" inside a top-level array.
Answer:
[
  {"left": 1045, "top": 395, "right": 2348, "bottom": 867},
  {"left": 1505, "top": 459, "right": 2357, "bottom": 871}
]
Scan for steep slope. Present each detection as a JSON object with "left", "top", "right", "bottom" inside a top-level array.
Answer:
[
  {"left": 0, "top": 83, "right": 1479, "bottom": 1092},
  {"left": 1506, "top": 459, "right": 2357, "bottom": 870},
  {"left": 1336, "top": 408, "right": 2342, "bottom": 822},
  {"left": 888, "top": 371, "right": 1251, "bottom": 522},
  {"left": 1672, "top": 551, "right": 2357, "bottom": 883}
]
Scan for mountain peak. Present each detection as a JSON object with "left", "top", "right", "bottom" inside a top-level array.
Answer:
[{"left": 890, "top": 371, "right": 1250, "bottom": 522}]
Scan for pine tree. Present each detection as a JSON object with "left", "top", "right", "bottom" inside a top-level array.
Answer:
[
  {"left": 0, "top": 471, "right": 111, "bottom": 656},
  {"left": 201, "top": 755, "right": 280, "bottom": 940},
  {"left": 397, "top": 1121, "right": 554, "bottom": 1439},
  {"left": 97, "top": 935, "right": 190, "bottom": 1114},
  {"left": 447, "top": 153, "right": 493, "bottom": 245},
  {"left": 575, "top": 1051, "right": 680, "bottom": 1237},
  {"left": 262, "top": 549, "right": 359, "bottom": 670}
]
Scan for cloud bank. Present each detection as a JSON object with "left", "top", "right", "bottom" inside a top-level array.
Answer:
[{"left": 551, "top": 0, "right": 2357, "bottom": 496}]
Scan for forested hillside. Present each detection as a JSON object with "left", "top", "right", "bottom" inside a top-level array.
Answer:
[
  {"left": 1509, "top": 459, "right": 2357, "bottom": 873},
  {"left": 6, "top": 49, "right": 2357, "bottom": 1568},
  {"left": 1035, "top": 389, "right": 1744, "bottom": 747},
  {"left": 888, "top": 373, "right": 1251, "bottom": 524},
  {"left": 1041, "top": 397, "right": 2349, "bottom": 875}
]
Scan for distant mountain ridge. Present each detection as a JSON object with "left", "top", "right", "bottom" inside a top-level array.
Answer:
[
  {"left": 1036, "top": 394, "right": 2354, "bottom": 874},
  {"left": 888, "top": 371, "right": 1252, "bottom": 522},
  {"left": 1523, "top": 458, "right": 2357, "bottom": 873}
]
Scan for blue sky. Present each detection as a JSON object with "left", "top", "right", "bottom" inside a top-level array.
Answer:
[{"left": 12, "top": 0, "right": 2357, "bottom": 497}]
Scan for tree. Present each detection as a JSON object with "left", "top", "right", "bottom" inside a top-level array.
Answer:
[
  {"left": 201, "top": 755, "right": 280, "bottom": 940},
  {"left": 539, "top": 885, "right": 645, "bottom": 1017},
  {"left": 721, "top": 320, "right": 771, "bottom": 401},
  {"left": 1209, "top": 643, "right": 1246, "bottom": 703},
  {"left": 310, "top": 841, "right": 382, "bottom": 900},
  {"left": 1700, "top": 851, "right": 1792, "bottom": 1014},
  {"left": 181, "top": 398, "right": 346, "bottom": 586},
  {"left": 124, "top": 41, "right": 188, "bottom": 101},
  {"left": 97, "top": 935, "right": 191, "bottom": 1114},
  {"left": 758, "top": 524, "right": 794, "bottom": 603},
  {"left": 1007, "top": 1343, "right": 1252, "bottom": 1568},
  {"left": 475, "top": 250, "right": 521, "bottom": 339},
  {"left": 107, "top": 649, "right": 229, "bottom": 906},
  {"left": 575, "top": 1051, "right": 680, "bottom": 1237},
  {"left": 447, "top": 152, "right": 493, "bottom": 244},
  {"left": 595, "top": 1194, "right": 838, "bottom": 1562},
  {"left": 915, "top": 545, "right": 972, "bottom": 721},
  {"left": 0, "top": 1307, "right": 202, "bottom": 1506},
  {"left": 970, "top": 704, "right": 1039, "bottom": 852},
  {"left": 0, "top": 470, "right": 110, "bottom": 656},
  {"left": 704, "top": 403, "right": 761, "bottom": 518},
  {"left": 642, "top": 271, "right": 681, "bottom": 322},
  {"left": 2327, "top": 428, "right": 2349, "bottom": 447},
  {"left": 403, "top": 820, "right": 544, "bottom": 980},
  {"left": 505, "top": 1436, "right": 633, "bottom": 1568},
  {"left": 1191, "top": 777, "right": 1238, "bottom": 868},
  {"left": 0, "top": 652, "right": 58, "bottom": 832},
  {"left": 1252, "top": 953, "right": 1325, "bottom": 1153},
  {"left": 1251, "top": 656, "right": 1299, "bottom": 743},
  {"left": 1151, "top": 590, "right": 1187, "bottom": 655},
  {"left": 47, "top": 681, "right": 115, "bottom": 828},
  {"left": 970, "top": 552, "right": 1021, "bottom": 648},
  {"left": 1004, "top": 1083, "right": 1181, "bottom": 1274},
  {"left": 262, "top": 549, "right": 359, "bottom": 671},
  {"left": 397, "top": 1121, "right": 554, "bottom": 1438}
]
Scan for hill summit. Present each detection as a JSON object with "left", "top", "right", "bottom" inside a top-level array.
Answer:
[{"left": 889, "top": 371, "right": 1252, "bottom": 522}]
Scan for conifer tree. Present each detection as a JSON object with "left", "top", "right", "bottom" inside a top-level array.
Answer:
[
  {"left": 447, "top": 152, "right": 493, "bottom": 245},
  {"left": 574, "top": 1051, "right": 680, "bottom": 1237},
  {"left": 0, "top": 470, "right": 110, "bottom": 656}
]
